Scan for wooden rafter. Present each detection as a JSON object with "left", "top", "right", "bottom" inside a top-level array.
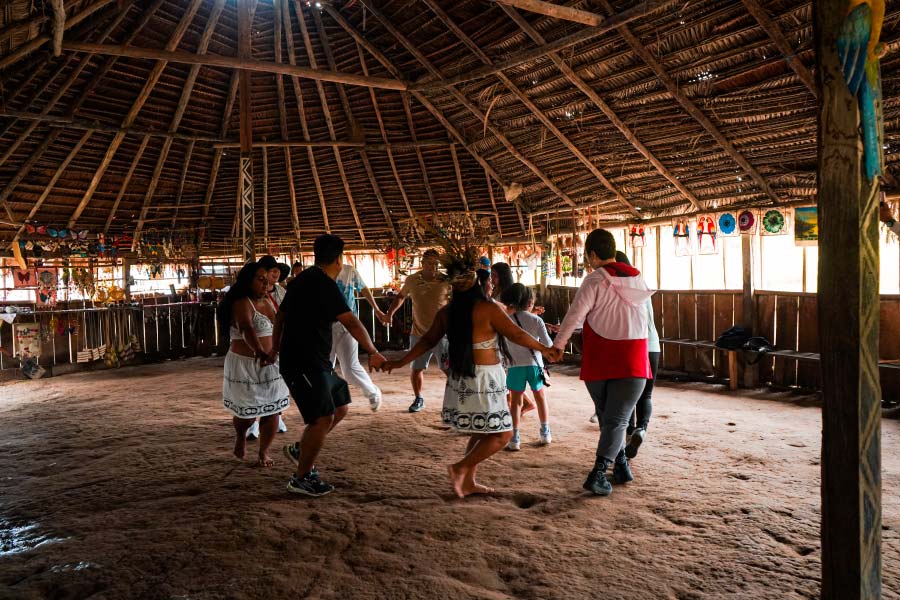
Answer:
[
  {"left": 13, "top": 129, "right": 93, "bottom": 239},
  {"left": 597, "top": 0, "right": 782, "bottom": 205},
  {"left": 449, "top": 144, "right": 470, "bottom": 212},
  {"left": 280, "top": 0, "right": 326, "bottom": 240},
  {"left": 493, "top": 0, "right": 609, "bottom": 26},
  {"left": 0, "top": 54, "right": 70, "bottom": 139},
  {"left": 133, "top": 0, "right": 227, "bottom": 242},
  {"left": 61, "top": 42, "right": 409, "bottom": 91},
  {"left": 262, "top": 145, "right": 268, "bottom": 245},
  {"left": 401, "top": 94, "right": 438, "bottom": 214},
  {"left": 412, "top": 0, "right": 674, "bottom": 91},
  {"left": 353, "top": 0, "right": 578, "bottom": 209},
  {"left": 501, "top": 4, "right": 702, "bottom": 212},
  {"left": 1, "top": 111, "right": 226, "bottom": 142},
  {"left": 0, "top": 0, "right": 118, "bottom": 70},
  {"left": 485, "top": 169, "right": 503, "bottom": 238},
  {"left": 213, "top": 140, "right": 453, "bottom": 150},
  {"left": 421, "top": 0, "right": 641, "bottom": 217},
  {"left": 170, "top": 139, "right": 195, "bottom": 230},
  {"left": 324, "top": 7, "right": 507, "bottom": 191},
  {"left": 68, "top": 0, "right": 204, "bottom": 229},
  {"left": 200, "top": 72, "right": 240, "bottom": 234},
  {"left": 740, "top": 0, "right": 817, "bottom": 97},
  {"left": 356, "top": 44, "right": 415, "bottom": 220},
  {"left": 51, "top": 0, "right": 65, "bottom": 56},
  {"left": 0, "top": 129, "right": 61, "bottom": 221},
  {"left": 104, "top": 135, "right": 150, "bottom": 234}
]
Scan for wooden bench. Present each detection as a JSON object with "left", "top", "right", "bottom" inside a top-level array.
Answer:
[{"left": 660, "top": 338, "right": 900, "bottom": 391}]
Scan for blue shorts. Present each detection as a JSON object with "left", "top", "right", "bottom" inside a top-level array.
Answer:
[
  {"left": 507, "top": 366, "right": 544, "bottom": 392},
  {"left": 410, "top": 335, "right": 449, "bottom": 371}
]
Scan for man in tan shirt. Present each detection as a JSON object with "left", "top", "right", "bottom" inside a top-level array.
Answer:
[{"left": 381, "top": 249, "right": 451, "bottom": 412}]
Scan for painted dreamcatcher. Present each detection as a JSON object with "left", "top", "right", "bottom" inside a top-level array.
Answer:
[
  {"left": 718, "top": 212, "right": 738, "bottom": 237},
  {"left": 672, "top": 218, "right": 692, "bottom": 257},
  {"left": 696, "top": 215, "right": 718, "bottom": 255},
  {"left": 738, "top": 210, "right": 758, "bottom": 235},
  {"left": 760, "top": 208, "right": 790, "bottom": 236}
]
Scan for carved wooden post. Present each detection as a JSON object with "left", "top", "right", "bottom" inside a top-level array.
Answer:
[
  {"left": 238, "top": 0, "right": 255, "bottom": 262},
  {"left": 741, "top": 233, "right": 758, "bottom": 387},
  {"left": 815, "top": 1, "right": 881, "bottom": 598}
]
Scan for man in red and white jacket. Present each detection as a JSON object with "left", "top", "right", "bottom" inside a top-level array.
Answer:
[{"left": 553, "top": 229, "right": 654, "bottom": 497}]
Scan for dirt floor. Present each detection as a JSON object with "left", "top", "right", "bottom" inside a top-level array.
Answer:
[{"left": 1, "top": 357, "right": 899, "bottom": 600}]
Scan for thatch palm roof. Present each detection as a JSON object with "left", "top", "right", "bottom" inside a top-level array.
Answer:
[{"left": 0, "top": 0, "right": 898, "bottom": 250}]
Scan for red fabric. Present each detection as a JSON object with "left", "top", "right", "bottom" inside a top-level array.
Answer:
[
  {"left": 579, "top": 323, "right": 651, "bottom": 381},
  {"left": 602, "top": 262, "right": 641, "bottom": 277}
]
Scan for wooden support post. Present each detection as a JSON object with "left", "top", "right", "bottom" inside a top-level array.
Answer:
[
  {"left": 238, "top": 0, "right": 255, "bottom": 262},
  {"left": 815, "top": 1, "right": 882, "bottom": 597},
  {"left": 50, "top": 0, "right": 65, "bottom": 56},
  {"left": 741, "top": 232, "right": 758, "bottom": 388}
]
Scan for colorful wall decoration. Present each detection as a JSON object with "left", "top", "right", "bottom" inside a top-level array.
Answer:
[
  {"left": 794, "top": 207, "right": 818, "bottom": 246},
  {"left": 761, "top": 208, "right": 790, "bottom": 236},
  {"left": 696, "top": 215, "right": 718, "bottom": 255}
]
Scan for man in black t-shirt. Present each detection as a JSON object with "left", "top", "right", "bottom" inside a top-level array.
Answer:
[{"left": 271, "top": 234, "right": 386, "bottom": 497}]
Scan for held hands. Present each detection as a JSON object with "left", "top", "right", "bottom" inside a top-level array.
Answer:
[
  {"left": 541, "top": 346, "right": 563, "bottom": 363},
  {"left": 368, "top": 352, "right": 387, "bottom": 372},
  {"left": 256, "top": 348, "right": 276, "bottom": 367},
  {"left": 381, "top": 360, "right": 403, "bottom": 373},
  {"left": 378, "top": 312, "right": 393, "bottom": 327}
]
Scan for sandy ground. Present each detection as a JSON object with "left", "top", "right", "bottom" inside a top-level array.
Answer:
[{"left": 0, "top": 357, "right": 899, "bottom": 600}]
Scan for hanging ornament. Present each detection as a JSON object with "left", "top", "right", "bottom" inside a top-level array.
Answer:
[
  {"left": 629, "top": 224, "right": 646, "bottom": 248},
  {"left": 696, "top": 215, "right": 718, "bottom": 255},
  {"left": 738, "top": 210, "right": 757, "bottom": 234},
  {"left": 761, "top": 208, "right": 790, "bottom": 236},
  {"left": 718, "top": 212, "right": 738, "bottom": 237}
]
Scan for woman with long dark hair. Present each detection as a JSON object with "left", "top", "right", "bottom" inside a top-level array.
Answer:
[
  {"left": 386, "top": 252, "right": 558, "bottom": 497},
  {"left": 490, "top": 262, "right": 515, "bottom": 300},
  {"left": 219, "top": 262, "right": 290, "bottom": 467}
]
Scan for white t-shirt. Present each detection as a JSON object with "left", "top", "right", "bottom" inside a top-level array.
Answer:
[{"left": 507, "top": 310, "right": 552, "bottom": 368}]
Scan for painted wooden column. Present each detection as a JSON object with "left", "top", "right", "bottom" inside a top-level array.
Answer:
[
  {"left": 815, "top": 1, "right": 881, "bottom": 598},
  {"left": 237, "top": 0, "right": 255, "bottom": 262},
  {"left": 741, "top": 233, "right": 758, "bottom": 387}
]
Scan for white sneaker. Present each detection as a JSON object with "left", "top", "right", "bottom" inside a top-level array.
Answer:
[
  {"left": 277, "top": 415, "right": 288, "bottom": 433},
  {"left": 539, "top": 427, "right": 552, "bottom": 446},
  {"left": 369, "top": 392, "right": 382, "bottom": 412},
  {"left": 246, "top": 420, "right": 260, "bottom": 440},
  {"left": 506, "top": 432, "right": 521, "bottom": 451},
  {"left": 589, "top": 413, "right": 598, "bottom": 423}
]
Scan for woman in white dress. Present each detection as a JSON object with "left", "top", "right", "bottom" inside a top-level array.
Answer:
[{"left": 220, "top": 262, "right": 290, "bottom": 466}]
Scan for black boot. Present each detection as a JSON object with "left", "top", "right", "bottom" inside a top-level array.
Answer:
[
  {"left": 611, "top": 449, "right": 634, "bottom": 484},
  {"left": 583, "top": 459, "right": 613, "bottom": 496}
]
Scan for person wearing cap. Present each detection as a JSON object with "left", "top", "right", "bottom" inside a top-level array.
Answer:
[
  {"left": 381, "top": 249, "right": 451, "bottom": 413},
  {"left": 331, "top": 262, "right": 385, "bottom": 411}
]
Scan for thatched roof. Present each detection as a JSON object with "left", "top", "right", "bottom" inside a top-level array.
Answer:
[{"left": 0, "top": 0, "right": 898, "bottom": 250}]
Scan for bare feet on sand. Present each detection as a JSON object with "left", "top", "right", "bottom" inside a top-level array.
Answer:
[
  {"left": 233, "top": 435, "right": 246, "bottom": 460},
  {"left": 257, "top": 454, "right": 274, "bottom": 468},
  {"left": 448, "top": 464, "right": 495, "bottom": 498}
]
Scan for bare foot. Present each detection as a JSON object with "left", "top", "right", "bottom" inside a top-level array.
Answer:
[
  {"left": 257, "top": 453, "right": 274, "bottom": 468},
  {"left": 468, "top": 482, "right": 495, "bottom": 496},
  {"left": 233, "top": 434, "right": 246, "bottom": 460},
  {"left": 448, "top": 464, "right": 468, "bottom": 498}
]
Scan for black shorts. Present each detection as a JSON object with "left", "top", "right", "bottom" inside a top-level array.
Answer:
[{"left": 284, "top": 369, "right": 351, "bottom": 424}]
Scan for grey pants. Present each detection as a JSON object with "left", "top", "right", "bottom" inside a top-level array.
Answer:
[{"left": 585, "top": 378, "right": 647, "bottom": 464}]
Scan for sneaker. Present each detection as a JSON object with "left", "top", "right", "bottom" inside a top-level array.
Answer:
[
  {"left": 282, "top": 443, "right": 301, "bottom": 465},
  {"left": 408, "top": 397, "right": 424, "bottom": 413},
  {"left": 286, "top": 473, "right": 334, "bottom": 497},
  {"left": 277, "top": 415, "right": 288, "bottom": 433},
  {"left": 369, "top": 392, "right": 382, "bottom": 412},
  {"left": 506, "top": 432, "right": 521, "bottom": 451},
  {"left": 589, "top": 413, "right": 598, "bottom": 424},
  {"left": 539, "top": 426, "right": 552, "bottom": 446},
  {"left": 625, "top": 428, "right": 645, "bottom": 459},
  {"left": 612, "top": 457, "right": 634, "bottom": 484},
  {"left": 582, "top": 468, "right": 612, "bottom": 496},
  {"left": 246, "top": 421, "right": 259, "bottom": 440}
]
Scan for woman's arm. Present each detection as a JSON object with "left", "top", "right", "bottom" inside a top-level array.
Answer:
[
  {"left": 385, "top": 309, "right": 448, "bottom": 370},
  {"left": 235, "top": 299, "right": 267, "bottom": 360},
  {"left": 487, "top": 302, "right": 553, "bottom": 356}
]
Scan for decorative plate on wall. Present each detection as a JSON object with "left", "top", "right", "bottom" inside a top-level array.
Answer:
[
  {"left": 738, "top": 210, "right": 757, "bottom": 234},
  {"left": 718, "top": 212, "right": 737, "bottom": 236}
]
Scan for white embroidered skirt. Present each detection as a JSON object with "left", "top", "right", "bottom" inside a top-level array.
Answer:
[
  {"left": 223, "top": 352, "right": 290, "bottom": 418},
  {"left": 442, "top": 363, "right": 512, "bottom": 433}
]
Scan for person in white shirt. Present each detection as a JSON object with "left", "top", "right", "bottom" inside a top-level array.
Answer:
[
  {"left": 501, "top": 283, "right": 553, "bottom": 451},
  {"left": 331, "top": 263, "right": 386, "bottom": 411}
]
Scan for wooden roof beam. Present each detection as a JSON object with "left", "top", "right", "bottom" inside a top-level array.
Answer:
[
  {"left": 356, "top": 44, "right": 416, "bottom": 221},
  {"left": 352, "top": 0, "right": 577, "bottom": 208},
  {"left": 0, "top": 129, "right": 61, "bottom": 221},
  {"left": 401, "top": 94, "right": 438, "bottom": 214},
  {"left": 199, "top": 72, "right": 239, "bottom": 239},
  {"left": 170, "top": 139, "right": 195, "bottom": 230},
  {"left": 134, "top": 0, "right": 228, "bottom": 242},
  {"left": 213, "top": 140, "right": 453, "bottom": 149},
  {"left": 739, "top": 0, "right": 817, "bottom": 97},
  {"left": 104, "top": 136, "right": 149, "bottom": 234},
  {"left": 68, "top": 0, "right": 204, "bottom": 229},
  {"left": 277, "top": 0, "right": 308, "bottom": 245},
  {"left": 449, "top": 144, "right": 470, "bottom": 213},
  {"left": 0, "top": 0, "right": 118, "bottom": 70},
  {"left": 421, "top": 0, "right": 640, "bottom": 217},
  {"left": 500, "top": 4, "right": 701, "bottom": 213},
  {"left": 493, "top": 0, "right": 609, "bottom": 26},
  {"left": 61, "top": 41, "right": 409, "bottom": 91},
  {"left": 485, "top": 168, "right": 504, "bottom": 237},
  {"left": 324, "top": 6, "right": 507, "bottom": 190},
  {"left": 412, "top": 0, "right": 674, "bottom": 91},
  {"left": 597, "top": 0, "right": 783, "bottom": 205}
]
